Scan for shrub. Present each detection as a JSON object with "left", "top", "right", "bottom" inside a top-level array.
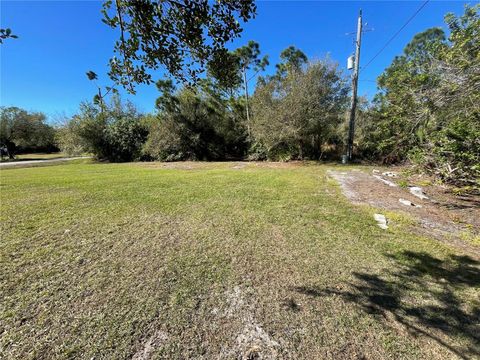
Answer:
[
  {"left": 56, "top": 117, "right": 86, "bottom": 156},
  {"left": 58, "top": 97, "right": 148, "bottom": 162}
]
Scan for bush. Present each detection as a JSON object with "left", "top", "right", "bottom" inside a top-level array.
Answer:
[
  {"left": 246, "top": 141, "right": 268, "bottom": 161},
  {"left": 414, "top": 117, "right": 480, "bottom": 189},
  {"left": 143, "top": 115, "right": 193, "bottom": 161},
  {"left": 58, "top": 97, "right": 148, "bottom": 162},
  {"left": 56, "top": 117, "right": 86, "bottom": 156},
  {"left": 103, "top": 116, "right": 149, "bottom": 162}
]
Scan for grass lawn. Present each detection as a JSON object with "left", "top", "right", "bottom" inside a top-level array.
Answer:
[{"left": 1, "top": 160, "right": 478, "bottom": 359}]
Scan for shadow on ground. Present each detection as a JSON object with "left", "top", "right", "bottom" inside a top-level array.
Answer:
[{"left": 294, "top": 251, "right": 480, "bottom": 359}]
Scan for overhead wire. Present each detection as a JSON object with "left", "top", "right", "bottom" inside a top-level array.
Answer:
[{"left": 361, "top": 0, "right": 431, "bottom": 72}]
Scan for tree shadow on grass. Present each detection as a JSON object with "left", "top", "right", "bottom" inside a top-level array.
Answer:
[{"left": 294, "top": 251, "right": 480, "bottom": 359}]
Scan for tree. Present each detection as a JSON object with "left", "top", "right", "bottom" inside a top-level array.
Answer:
[
  {"left": 85, "top": 71, "right": 118, "bottom": 110},
  {"left": 233, "top": 41, "right": 269, "bottom": 137},
  {"left": 206, "top": 49, "right": 243, "bottom": 97},
  {"left": 0, "top": 107, "right": 57, "bottom": 158},
  {"left": 359, "top": 27, "right": 448, "bottom": 163},
  {"left": 252, "top": 56, "right": 349, "bottom": 160},
  {"left": 101, "top": 0, "right": 256, "bottom": 92},
  {"left": 275, "top": 46, "right": 308, "bottom": 77},
  {"left": 143, "top": 79, "right": 248, "bottom": 161},
  {"left": 56, "top": 117, "right": 86, "bottom": 156},
  {"left": 419, "top": 5, "right": 480, "bottom": 187}
]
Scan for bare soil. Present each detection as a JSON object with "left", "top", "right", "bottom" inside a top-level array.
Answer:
[{"left": 328, "top": 169, "right": 480, "bottom": 258}]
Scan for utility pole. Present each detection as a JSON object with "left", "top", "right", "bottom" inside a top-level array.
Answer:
[
  {"left": 243, "top": 65, "right": 251, "bottom": 138},
  {"left": 346, "top": 9, "right": 362, "bottom": 161}
]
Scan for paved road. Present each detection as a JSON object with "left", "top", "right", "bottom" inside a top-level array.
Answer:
[{"left": 0, "top": 157, "right": 91, "bottom": 169}]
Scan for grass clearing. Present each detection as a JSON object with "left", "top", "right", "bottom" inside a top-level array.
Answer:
[{"left": 1, "top": 161, "right": 478, "bottom": 359}]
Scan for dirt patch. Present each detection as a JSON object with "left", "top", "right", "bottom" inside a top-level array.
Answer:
[
  {"left": 328, "top": 169, "right": 479, "bottom": 258},
  {"left": 250, "top": 161, "right": 304, "bottom": 169},
  {"left": 219, "top": 286, "right": 281, "bottom": 359},
  {"left": 141, "top": 162, "right": 195, "bottom": 170},
  {"left": 132, "top": 330, "right": 169, "bottom": 360}
]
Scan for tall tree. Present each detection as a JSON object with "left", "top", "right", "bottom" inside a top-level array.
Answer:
[
  {"left": 366, "top": 27, "right": 448, "bottom": 162},
  {"left": 361, "top": 4, "right": 479, "bottom": 187},
  {"left": 275, "top": 46, "right": 308, "bottom": 77},
  {"left": 233, "top": 41, "right": 269, "bottom": 137},
  {"left": 145, "top": 78, "right": 248, "bottom": 161}
]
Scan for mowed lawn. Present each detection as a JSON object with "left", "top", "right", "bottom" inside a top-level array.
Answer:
[{"left": 1, "top": 161, "right": 478, "bottom": 359}]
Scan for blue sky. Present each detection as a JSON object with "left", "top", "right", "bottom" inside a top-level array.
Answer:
[{"left": 1, "top": 1, "right": 470, "bottom": 121}]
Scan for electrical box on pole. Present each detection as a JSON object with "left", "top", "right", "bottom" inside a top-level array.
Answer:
[{"left": 347, "top": 55, "right": 354, "bottom": 70}]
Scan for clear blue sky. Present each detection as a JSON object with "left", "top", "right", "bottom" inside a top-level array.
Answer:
[{"left": 1, "top": 1, "right": 470, "bottom": 121}]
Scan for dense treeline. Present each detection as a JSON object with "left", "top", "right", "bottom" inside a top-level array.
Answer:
[
  {"left": 58, "top": 44, "right": 352, "bottom": 163},
  {"left": 3, "top": 6, "right": 478, "bottom": 190},
  {"left": 357, "top": 5, "right": 479, "bottom": 187},
  {"left": 0, "top": 107, "right": 58, "bottom": 158},
  {"left": 144, "top": 80, "right": 248, "bottom": 161}
]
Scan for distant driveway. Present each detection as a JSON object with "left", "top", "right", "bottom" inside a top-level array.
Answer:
[{"left": 0, "top": 157, "right": 91, "bottom": 169}]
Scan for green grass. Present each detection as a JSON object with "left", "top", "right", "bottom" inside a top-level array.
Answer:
[{"left": 1, "top": 161, "right": 478, "bottom": 359}]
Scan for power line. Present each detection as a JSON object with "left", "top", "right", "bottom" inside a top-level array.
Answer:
[{"left": 361, "top": 0, "right": 430, "bottom": 72}]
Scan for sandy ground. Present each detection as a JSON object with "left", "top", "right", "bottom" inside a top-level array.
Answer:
[{"left": 328, "top": 169, "right": 480, "bottom": 258}]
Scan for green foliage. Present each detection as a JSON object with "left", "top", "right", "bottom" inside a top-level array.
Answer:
[
  {"left": 206, "top": 49, "right": 243, "bottom": 95},
  {"left": 143, "top": 81, "right": 248, "bottom": 161},
  {"left": 275, "top": 46, "right": 308, "bottom": 77},
  {"left": 85, "top": 71, "right": 119, "bottom": 110},
  {"left": 206, "top": 41, "right": 269, "bottom": 100},
  {"left": 417, "top": 117, "right": 480, "bottom": 189},
  {"left": 0, "top": 28, "right": 18, "bottom": 44},
  {"left": 101, "top": 0, "right": 256, "bottom": 92},
  {"left": 55, "top": 117, "right": 86, "bottom": 156},
  {"left": 252, "top": 57, "right": 349, "bottom": 160},
  {"left": 234, "top": 40, "right": 269, "bottom": 73},
  {"left": 86, "top": 70, "right": 98, "bottom": 81},
  {"left": 246, "top": 141, "right": 268, "bottom": 161},
  {"left": 104, "top": 115, "right": 149, "bottom": 162},
  {"left": 0, "top": 107, "right": 57, "bottom": 157},
  {"left": 361, "top": 28, "right": 447, "bottom": 162},
  {"left": 360, "top": 5, "right": 479, "bottom": 188},
  {"left": 58, "top": 96, "right": 148, "bottom": 162}
]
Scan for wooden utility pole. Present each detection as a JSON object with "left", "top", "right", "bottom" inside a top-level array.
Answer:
[
  {"left": 243, "top": 66, "right": 251, "bottom": 138},
  {"left": 346, "top": 9, "right": 362, "bottom": 161}
]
